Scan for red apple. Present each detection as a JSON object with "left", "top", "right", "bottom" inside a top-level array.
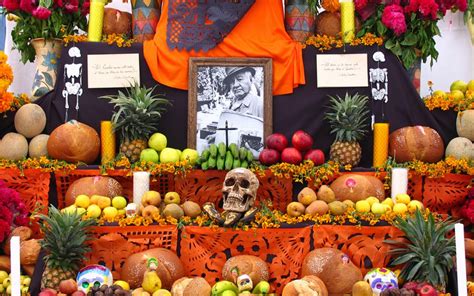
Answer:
[
  {"left": 403, "top": 282, "right": 419, "bottom": 291},
  {"left": 281, "top": 148, "right": 303, "bottom": 164},
  {"left": 291, "top": 130, "right": 314, "bottom": 152},
  {"left": 59, "top": 279, "right": 78, "bottom": 294},
  {"left": 418, "top": 284, "right": 438, "bottom": 296},
  {"left": 304, "top": 149, "right": 325, "bottom": 165},
  {"left": 259, "top": 148, "right": 280, "bottom": 165},
  {"left": 39, "top": 289, "right": 58, "bottom": 296},
  {"left": 415, "top": 282, "right": 431, "bottom": 294},
  {"left": 265, "top": 133, "right": 288, "bottom": 152},
  {"left": 71, "top": 291, "right": 86, "bottom": 296}
]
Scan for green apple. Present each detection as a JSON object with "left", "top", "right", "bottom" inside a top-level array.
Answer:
[
  {"left": 175, "top": 149, "right": 182, "bottom": 160},
  {"left": 140, "top": 148, "right": 159, "bottom": 163},
  {"left": 371, "top": 203, "right": 386, "bottom": 215},
  {"left": 467, "top": 80, "right": 474, "bottom": 92},
  {"left": 112, "top": 196, "right": 127, "bottom": 209},
  {"left": 432, "top": 90, "right": 447, "bottom": 99},
  {"left": 148, "top": 133, "right": 167, "bottom": 151},
  {"left": 0, "top": 271, "right": 8, "bottom": 285},
  {"left": 160, "top": 148, "right": 180, "bottom": 163},
  {"left": 450, "top": 80, "right": 468, "bottom": 93},
  {"left": 180, "top": 148, "right": 199, "bottom": 165},
  {"left": 450, "top": 90, "right": 465, "bottom": 100}
]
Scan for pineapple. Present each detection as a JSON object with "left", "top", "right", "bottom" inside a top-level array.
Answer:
[
  {"left": 101, "top": 82, "right": 171, "bottom": 162},
  {"left": 325, "top": 92, "right": 370, "bottom": 166},
  {"left": 385, "top": 210, "right": 455, "bottom": 290},
  {"left": 39, "top": 206, "right": 96, "bottom": 290}
]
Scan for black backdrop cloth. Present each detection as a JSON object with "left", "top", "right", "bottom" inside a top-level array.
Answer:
[{"left": 28, "top": 42, "right": 456, "bottom": 167}]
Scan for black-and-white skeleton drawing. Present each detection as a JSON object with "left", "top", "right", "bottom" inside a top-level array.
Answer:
[
  {"left": 62, "top": 46, "right": 83, "bottom": 121},
  {"left": 369, "top": 51, "right": 388, "bottom": 103}
]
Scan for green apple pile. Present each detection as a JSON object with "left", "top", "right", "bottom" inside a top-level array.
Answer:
[
  {"left": 140, "top": 133, "right": 199, "bottom": 165},
  {"left": 286, "top": 187, "right": 424, "bottom": 218},
  {"left": 197, "top": 143, "right": 254, "bottom": 170},
  {"left": 211, "top": 280, "right": 271, "bottom": 296},
  {"left": 433, "top": 79, "right": 474, "bottom": 100},
  {"left": 0, "top": 270, "right": 31, "bottom": 295}
]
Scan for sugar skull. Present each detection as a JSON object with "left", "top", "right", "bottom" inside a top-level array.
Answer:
[
  {"left": 76, "top": 264, "right": 113, "bottom": 293},
  {"left": 237, "top": 274, "right": 253, "bottom": 292},
  {"left": 364, "top": 267, "right": 398, "bottom": 296}
]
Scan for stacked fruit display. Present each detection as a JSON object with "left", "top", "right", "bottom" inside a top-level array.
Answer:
[
  {"left": 138, "top": 191, "right": 202, "bottom": 220},
  {"left": 259, "top": 131, "right": 325, "bottom": 166},
  {"left": 197, "top": 143, "right": 254, "bottom": 170},
  {"left": 62, "top": 194, "right": 128, "bottom": 220},
  {"left": 286, "top": 186, "right": 423, "bottom": 218},
  {"left": 0, "top": 103, "right": 49, "bottom": 160},
  {"left": 39, "top": 279, "right": 132, "bottom": 296},
  {"left": 140, "top": 133, "right": 199, "bottom": 165},
  {"left": 209, "top": 280, "right": 270, "bottom": 296},
  {"left": 432, "top": 79, "right": 474, "bottom": 101},
  {"left": 0, "top": 270, "right": 31, "bottom": 295}
]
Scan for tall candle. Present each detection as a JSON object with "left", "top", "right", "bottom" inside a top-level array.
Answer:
[
  {"left": 101, "top": 121, "right": 116, "bottom": 164},
  {"left": 88, "top": 0, "right": 106, "bottom": 42},
  {"left": 133, "top": 171, "right": 150, "bottom": 205},
  {"left": 455, "top": 223, "right": 468, "bottom": 296},
  {"left": 391, "top": 167, "right": 408, "bottom": 201},
  {"left": 340, "top": 0, "right": 355, "bottom": 43},
  {"left": 10, "top": 236, "right": 20, "bottom": 296},
  {"left": 373, "top": 123, "right": 389, "bottom": 167}
]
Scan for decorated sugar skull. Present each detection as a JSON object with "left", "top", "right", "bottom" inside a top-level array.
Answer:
[
  {"left": 237, "top": 274, "right": 253, "bottom": 292},
  {"left": 222, "top": 168, "right": 259, "bottom": 213},
  {"left": 364, "top": 267, "right": 398, "bottom": 296},
  {"left": 76, "top": 264, "right": 113, "bottom": 293}
]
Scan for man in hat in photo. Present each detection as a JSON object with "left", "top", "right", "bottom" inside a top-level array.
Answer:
[{"left": 223, "top": 66, "right": 263, "bottom": 118}]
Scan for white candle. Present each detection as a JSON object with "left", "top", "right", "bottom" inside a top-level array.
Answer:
[
  {"left": 10, "top": 236, "right": 20, "bottom": 296},
  {"left": 455, "top": 223, "right": 468, "bottom": 296},
  {"left": 391, "top": 167, "right": 408, "bottom": 201},
  {"left": 133, "top": 171, "right": 150, "bottom": 205}
]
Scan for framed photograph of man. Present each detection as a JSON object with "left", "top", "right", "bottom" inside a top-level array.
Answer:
[{"left": 188, "top": 57, "right": 273, "bottom": 158}]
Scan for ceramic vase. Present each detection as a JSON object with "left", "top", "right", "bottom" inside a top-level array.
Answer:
[
  {"left": 132, "top": 0, "right": 161, "bottom": 42},
  {"left": 30, "top": 38, "right": 63, "bottom": 101},
  {"left": 285, "top": 0, "right": 316, "bottom": 43}
]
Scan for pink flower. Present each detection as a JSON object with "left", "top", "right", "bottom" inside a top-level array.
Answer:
[
  {"left": 19, "top": 0, "right": 35, "bottom": 13},
  {"left": 355, "top": 0, "right": 369, "bottom": 11},
  {"left": 64, "top": 0, "right": 78, "bottom": 12},
  {"left": 419, "top": 0, "right": 439, "bottom": 19},
  {"left": 404, "top": 0, "right": 420, "bottom": 14},
  {"left": 81, "top": 0, "right": 89, "bottom": 15},
  {"left": 456, "top": 0, "right": 467, "bottom": 11},
  {"left": 3, "top": 0, "right": 20, "bottom": 11},
  {"left": 381, "top": 4, "right": 407, "bottom": 36},
  {"left": 32, "top": 6, "right": 51, "bottom": 19}
]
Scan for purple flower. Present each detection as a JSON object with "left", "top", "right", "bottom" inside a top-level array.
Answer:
[
  {"left": 381, "top": 4, "right": 407, "bottom": 36},
  {"left": 32, "top": 6, "right": 52, "bottom": 19}
]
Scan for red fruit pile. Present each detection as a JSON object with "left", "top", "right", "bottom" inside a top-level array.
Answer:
[{"left": 259, "top": 131, "right": 325, "bottom": 166}]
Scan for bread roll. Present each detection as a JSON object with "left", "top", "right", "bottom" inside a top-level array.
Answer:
[
  {"left": 3, "top": 226, "right": 33, "bottom": 255},
  {"left": 47, "top": 120, "right": 100, "bottom": 164},
  {"left": 330, "top": 174, "right": 385, "bottom": 202},
  {"left": 389, "top": 126, "right": 444, "bottom": 163},
  {"left": 222, "top": 255, "right": 269, "bottom": 285},
  {"left": 282, "top": 275, "right": 328, "bottom": 296},
  {"left": 171, "top": 277, "right": 211, "bottom": 296},
  {"left": 20, "top": 239, "right": 41, "bottom": 265},
  {"left": 65, "top": 176, "right": 122, "bottom": 206},
  {"left": 121, "top": 248, "right": 185, "bottom": 290},
  {"left": 301, "top": 248, "right": 362, "bottom": 295}
]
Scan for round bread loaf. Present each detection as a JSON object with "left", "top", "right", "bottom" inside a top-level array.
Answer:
[
  {"left": 171, "top": 277, "right": 211, "bottom": 296},
  {"left": 222, "top": 255, "right": 269, "bottom": 286},
  {"left": 65, "top": 176, "right": 122, "bottom": 206},
  {"left": 330, "top": 174, "right": 385, "bottom": 202},
  {"left": 389, "top": 126, "right": 444, "bottom": 163}
]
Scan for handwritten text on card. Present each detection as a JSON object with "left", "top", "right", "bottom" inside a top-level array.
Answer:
[
  {"left": 316, "top": 54, "right": 368, "bottom": 87},
  {"left": 87, "top": 54, "right": 140, "bottom": 88}
]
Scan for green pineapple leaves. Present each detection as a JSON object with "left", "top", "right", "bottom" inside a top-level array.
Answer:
[
  {"left": 100, "top": 81, "right": 172, "bottom": 142},
  {"left": 38, "top": 206, "right": 96, "bottom": 271},
  {"left": 385, "top": 210, "right": 456, "bottom": 289},
  {"left": 325, "top": 92, "right": 370, "bottom": 142}
]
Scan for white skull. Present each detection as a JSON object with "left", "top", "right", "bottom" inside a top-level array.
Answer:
[
  {"left": 364, "top": 267, "right": 398, "bottom": 296},
  {"left": 222, "top": 168, "right": 259, "bottom": 213},
  {"left": 237, "top": 274, "right": 253, "bottom": 292}
]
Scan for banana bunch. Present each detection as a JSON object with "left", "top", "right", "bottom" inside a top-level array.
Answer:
[{"left": 197, "top": 143, "right": 253, "bottom": 170}]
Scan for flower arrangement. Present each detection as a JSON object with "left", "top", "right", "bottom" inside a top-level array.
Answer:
[
  {"left": 0, "top": 180, "right": 29, "bottom": 243},
  {"left": 306, "top": 32, "right": 384, "bottom": 52},
  {"left": 355, "top": 0, "right": 470, "bottom": 68},
  {"left": 0, "top": 52, "right": 29, "bottom": 114},
  {"left": 63, "top": 33, "right": 135, "bottom": 47},
  {"left": 1, "top": 0, "right": 90, "bottom": 63}
]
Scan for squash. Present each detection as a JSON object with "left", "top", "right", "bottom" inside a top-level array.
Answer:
[
  {"left": 457, "top": 110, "right": 474, "bottom": 141},
  {"left": 445, "top": 137, "right": 473, "bottom": 160}
]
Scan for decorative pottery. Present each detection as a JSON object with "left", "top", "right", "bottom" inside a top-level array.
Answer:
[
  {"left": 285, "top": 0, "right": 316, "bottom": 43},
  {"left": 406, "top": 57, "right": 421, "bottom": 94},
  {"left": 30, "top": 38, "right": 63, "bottom": 101},
  {"left": 132, "top": 0, "right": 161, "bottom": 42}
]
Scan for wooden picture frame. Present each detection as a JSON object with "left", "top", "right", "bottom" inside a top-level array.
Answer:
[{"left": 188, "top": 57, "right": 273, "bottom": 157}]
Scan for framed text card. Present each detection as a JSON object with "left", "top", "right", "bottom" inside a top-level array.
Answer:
[
  {"left": 316, "top": 53, "right": 368, "bottom": 88},
  {"left": 87, "top": 53, "right": 140, "bottom": 88}
]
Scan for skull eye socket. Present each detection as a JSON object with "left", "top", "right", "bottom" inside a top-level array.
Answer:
[
  {"left": 225, "top": 178, "right": 236, "bottom": 186},
  {"left": 240, "top": 179, "right": 250, "bottom": 188}
]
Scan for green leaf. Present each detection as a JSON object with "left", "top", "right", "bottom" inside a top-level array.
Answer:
[
  {"left": 401, "top": 33, "right": 417, "bottom": 46},
  {"left": 376, "top": 21, "right": 387, "bottom": 36},
  {"left": 385, "top": 39, "right": 395, "bottom": 49},
  {"left": 43, "top": 72, "right": 53, "bottom": 87}
]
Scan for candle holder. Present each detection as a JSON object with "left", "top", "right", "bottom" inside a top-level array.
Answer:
[
  {"left": 373, "top": 123, "right": 389, "bottom": 167},
  {"left": 391, "top": 167, "right": 408, "bottom": 201},
  {"left": 88, "top": 0, "right": 107, "bottom": 42},
  {"left": 340, "top": 0, "right": 355, "bottom": 43},
  {"left": 133, "top": 171, "right": 150, "bottom": 205}
]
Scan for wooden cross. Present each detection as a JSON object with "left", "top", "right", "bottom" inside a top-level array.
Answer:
[{"left": 217, "top": 120, "right": 237, "bottom": 148}]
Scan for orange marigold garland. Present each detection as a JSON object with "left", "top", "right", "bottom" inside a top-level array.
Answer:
[
  {"left": 0, "top": 51, "right": 15, "bottom": 113},
  {"left": 321, "top": 0, "right": 340, "bottom": 12},
  {"left": 63, "top": 34, "right": 135, "bottom": 47},
  {"left": 305, "top": 33, "right": 383, "bottom": 51}
]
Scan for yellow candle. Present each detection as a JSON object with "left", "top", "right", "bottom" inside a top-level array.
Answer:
[
  {"left": 88, "top": 0, "right": 106, "bottom": 42},
  {"left": 340, "top": 0, "right": 355, "bottom": 43},
  {"left": 373, "top": 123, "right": 389, "bottom": 167},
  {"left": 101, "top": 121, "right": 116, "bottom": 164}
]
